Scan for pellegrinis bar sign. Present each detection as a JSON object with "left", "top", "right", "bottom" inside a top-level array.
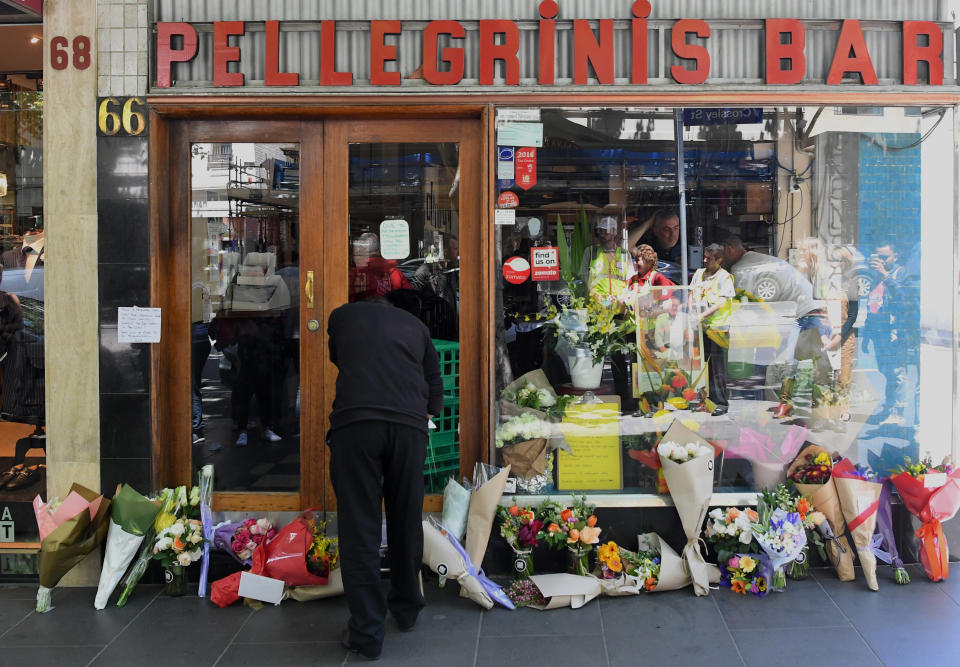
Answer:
[{"left": 155, "top": 1, "right": 948, "bottom": 88}]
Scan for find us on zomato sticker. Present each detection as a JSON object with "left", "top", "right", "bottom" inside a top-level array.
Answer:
[{"left": 503, "top": 256, "right": 531, "bottom": 284}]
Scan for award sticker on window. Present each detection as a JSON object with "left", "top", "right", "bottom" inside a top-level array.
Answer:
[{"left": 379, "top": 219, "right": 410, "bottom": 260}]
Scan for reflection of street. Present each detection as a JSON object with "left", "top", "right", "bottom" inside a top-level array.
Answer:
[{"left": 193, "top": 347, "right": 300, "bottom": 492}]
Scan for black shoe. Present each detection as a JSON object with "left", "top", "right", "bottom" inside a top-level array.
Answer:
[
  {"left": 711, "top": 405, "right": 728, "bottom": 416},
  {"left": 4, "top": 464, "right": 44, "bottom": 490},
  {"left": 0, "top": 463, "right": 25, "bottom": 489},
  {"left": 396, "top": 618, "right": 417, "bottom": 633},
  {"left": 341, "top": 629, "right": 381, "bottom": 661}
]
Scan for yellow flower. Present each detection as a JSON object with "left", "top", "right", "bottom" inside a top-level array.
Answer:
[
  {"left": 680, "top": 420, "right": 700, "bottom": 432},
  {"left": 739, "top": 556, "right": 756, "bottom": 573}
]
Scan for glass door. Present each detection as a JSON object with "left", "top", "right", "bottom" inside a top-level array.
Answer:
[{"left": 321, "top": 119, "right": 483, "bottom": 509}]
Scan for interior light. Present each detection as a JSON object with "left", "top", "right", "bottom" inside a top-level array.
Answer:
[{"left": 30, "top": 36, "right": 40, "bottom": 44}]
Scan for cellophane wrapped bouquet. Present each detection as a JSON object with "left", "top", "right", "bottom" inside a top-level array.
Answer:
[
  {"left": 213, "top": 518, "right": 277, "bottom": 565},
  {"left": 762, "top": 484, "right": 826, "bottom": 580},
  {"left": 705, "top": 507, "right": 759, "bottom": 566},
  {"left": 750, "top": 493, "right": 807, "bottom": 592},
  {"left": 538, "top": 496, "right": 601, "bottom": 576},
  {"left": 305, "top": 518, "right": 339, "bottom": 577},
  {"left": 719, "top": 554, "right": 772, "bottom": 597},
  {"left": 152, "top": 516, "right": 205, "bottom": 568}
]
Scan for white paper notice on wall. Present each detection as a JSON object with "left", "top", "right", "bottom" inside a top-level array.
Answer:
[
  {"left": 117, "top": 307, "right": 161, "bottom": 343},
  {"left": 924, "top": 472, "right": 947, "bottom": 489},
  {"left": 379, "top": 219, "right": 410, "bottom": 260},
  {"left": 495, "top": 209, "right": 516, "bottom": 226}
]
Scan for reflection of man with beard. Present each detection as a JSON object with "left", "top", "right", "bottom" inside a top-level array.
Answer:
[{"left": 349, "top": 232, "right": 410, "bottom": 302}]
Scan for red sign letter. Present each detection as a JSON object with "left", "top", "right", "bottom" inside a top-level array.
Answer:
[
  {"left": 538, "top": 1, "right": 558, "bottom": 85},
  {"left": 827, "top": 20, "right": 878, "bottom": 85},
  {"left": 156, "top": 22, "right": 198, "bottom": 88},
  {"left": 573, "top": 19, "right": 615, "bottom": 84},
  {"left": 320, "top": 21, "right": 353, "bottom": 86},
  {"left": 265, "top": 20, "right": 298, "bottom": 86},
  {"left": 479, "top": 20, "right": 520, "bottom": 85},
  {"left": 765, "top": 19, "right": 806, "bottom": 84},
  {"left": 903, "top": 21, "right": 943, "bottom": 85},
  {"left": 670, "top": 19, "right": 711, "bottom": 84},
  {"left": 423, "top": 21, "right": 465, "bottom": 85},
  {"left": 370, "top": 20, "right": 402, "bottom": 85},
  {"left": 213, "top": 21, "right": 244, "bottom": 87},
  {"left": 632, "top": 0, "right": 652, "bottom": 85}
]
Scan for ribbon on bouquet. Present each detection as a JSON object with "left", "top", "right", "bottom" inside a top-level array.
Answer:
[
  {"left": 814, "top": 521, "right": 847, "bottom": 569},
  {"left": 435, "top": 521, "right": 515, "bottom": 610},
  {"left": 916, "top": 519, "right": 949, "bottom": 581},
  {"left": 845, "top": 498, "right": 879, "bottom": 532},
  {"left": 869, "top": 534, "right": 892, "bottom": 565}
]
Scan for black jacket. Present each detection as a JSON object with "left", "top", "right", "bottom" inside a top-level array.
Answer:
[{"left": 328, "top": 300, "right": 444, "bottom": 433}]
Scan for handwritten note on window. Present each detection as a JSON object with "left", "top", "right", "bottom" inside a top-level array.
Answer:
[{"left": 117, "top": 307, "right": 161, "bottom": 343}]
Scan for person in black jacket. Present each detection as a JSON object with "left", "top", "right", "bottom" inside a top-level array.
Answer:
[{"left": 327, "top": 293, "right": 443, "bottom": 661}]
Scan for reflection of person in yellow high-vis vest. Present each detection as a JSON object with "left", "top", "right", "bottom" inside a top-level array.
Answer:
[{"left": 580, "top": 215, "right": 634, "bottom": 301}]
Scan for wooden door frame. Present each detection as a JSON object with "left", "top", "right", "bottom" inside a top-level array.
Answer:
[
  {"left": 321, "top": 119, "right": 487, "bottom": 510},
  {"left": 150, "top": 108, "right": 489, "bottom": 512}
]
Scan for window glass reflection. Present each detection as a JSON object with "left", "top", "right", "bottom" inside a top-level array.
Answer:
[{"left": 191, "top": 142, "right": 300, "bottom": 492}]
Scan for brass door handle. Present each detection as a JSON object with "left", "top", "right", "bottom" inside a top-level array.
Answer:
[{"left": 305, "top": 270, "right": 315, "bottom": 308}]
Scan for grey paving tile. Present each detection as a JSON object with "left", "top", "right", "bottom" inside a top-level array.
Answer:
[
  {"left": 235, "top": 598, "right": 350, "bottom": 644},
  {"left": 480, "top": 597, "right": 602, "bottom": 637},
  {"left": 933, "top": 566, "right": 960, "bottom": 605},
  {"left": 0, "top": 646, "right": 102, "bottom": 666},
  {"left": 89, "top": 595, "right": 251, "bottom": 666},
  {"left": 714, "top": 576, "right": 848, "bottom": 630},
  {"left": 349, "top": 626, "right": 477, "bottom": 666},
  {"left": 0, "top": 584, "right": 42, "bottom": 600},
  {"left": 601, "top": 592, "right": 742, "bottom": 667},
  {"left": 476, "top": 635, "right": 596, "bottom": 667},
  {"left": 733, "top": 627, "right": 880, "bottom": 667},
  {"left": 0, "top": 586, "right": 156, "bottom": 647},
  {"left": 219, "top": 641, "right": 347, "bottom": 666},
  {"left": 0, "top": 598, "right": 33, "bottom": 636},
  {"left": 818, "top": 565, "right": 960, "bottom": 667}
]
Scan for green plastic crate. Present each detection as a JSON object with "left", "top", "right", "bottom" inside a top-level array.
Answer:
[
  {"left": 432, "top": 396, "right": 460, "bottom": 435},
  {"left": 425, "top": 431, "right": 459, "bottom": 467},
  {"left": 432, "top": 338, "right": 460, "bottom": 397}
]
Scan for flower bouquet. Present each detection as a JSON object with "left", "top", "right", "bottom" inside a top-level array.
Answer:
[
  {"left": 719, "top": 554, "right": 772, "bottom": 597},
  {"left": 539, "top": 496, "right": 601, "bottom": 576},
  {"left": 749, "top": 494, "right": 807, "bottom": 592},
  {"left": 422, "top": 519, "right": 513, "bottom": 610},
  {"left": 213, "top": 518, "right": 277, "bottom": 566},
  {"left": 283, "top": 516, "right": 345, "bottom": 602},
  {"left": 591, "top": 540, "right": 642, "bottom": 596},
  {"left": 116, "top": 485, "right": 198, "bottom": 606},
  {"left": 153, "top": 515, "right": 204, "bottom": 596},
  {"left": 657, "top": 420, "right": 721, "bottom": 596},
  {"left": 495, "top": 414, "right": 554, "bottom": 480},
  {"left": 832, "top": 458, "right": 882, "bottom": 591},
  {"left": 94, "top": 484, "right": 160, "bottom": 609},
  {"left": 890, "top": 454, "right": 960, "bottom": 582},
  {"left": 500, "top": 370, "right": 576, "bottom": 421},
  {"left": 787, "top": 445, "right": 855, "bottom": 582},
  {"left": 496, "top": 502, "right": 544, "bottom": 578},
  {"left": 705, "top": 506, "right": 759, "bottom": 566},
  {"left": 505, "top": 578, "right": 549, "bottom": 608},
  {"left": 33, "top": 484, "right": 111, "bottom": 613},
  {"left": 760, "top": 484, "right": 825, "bottom": 580}
]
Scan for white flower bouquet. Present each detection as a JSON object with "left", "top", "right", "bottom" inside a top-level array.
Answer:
[
  {"left": 495, "top": 413, "right": 553, "bottom": 449},
  {"left": 496, "top": 414, "right": 555, "bottom": 480},
  {"left": 657, "top": 440, "right": 714, "bottom": 464},
  {"left": 153, "top": 517, "right": 205, "bottom": 568}
]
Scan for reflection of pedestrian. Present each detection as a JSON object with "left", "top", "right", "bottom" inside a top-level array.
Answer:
[
  {"left": 230, "top": 317, "right": 285, "bottom": 446},
  {"left": 864, "top": 242, "right": 912, "bottom": 426},
  {"left": 580, "top": 215, "right": 634, "bottom": 301},
  {"left": 328, "top": 294, "right": 443, "bottom": 661},
  {"left": 691, "top": 244, "right": 734, "bottom": 415},
  {"left": 350, "top": 233, "right": 411, "bottom": 302}
]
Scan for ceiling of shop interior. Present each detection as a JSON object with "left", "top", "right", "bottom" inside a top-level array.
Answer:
[{"left": 0, "top": 24, "right": 42, "bottom": 75}]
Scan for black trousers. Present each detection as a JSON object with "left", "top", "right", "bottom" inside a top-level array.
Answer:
[
  {"left": 704, "top": 334, "right": 728, "bottom": 407},
  {"left": 329, "top": 420, "right": 427, "bottom": 654}
]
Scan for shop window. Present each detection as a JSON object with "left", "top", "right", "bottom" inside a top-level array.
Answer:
[
  {"left": 0, "top": 83, "right": 45, "bottom": 567},
  {"left": 190, "top": 142, "right": 301, "bottom": 492},
  {"left": 493, "top": 106, "right": 955, "bottom": 497}
]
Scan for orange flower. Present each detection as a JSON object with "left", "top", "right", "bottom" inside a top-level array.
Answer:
[
  {"left": 548, "top": 523, "right": 561, "bottom": 533},
  {"left": 671, "top": 374, "right": 688, "bottom": 389},
  {"left": 726, "top": 508, "right": 740, "bottom": 521},
  {"left": 796, "top": 497, "right": 811, "bottom": 520},
  {"left": 607, "top": 555, "right": 623, "bottom": 573},
  {"left": 508, "top": 505, "right": 521, "bottom": 517},
  {"left": 682, "top": 388, "right": 697, "bottom": 401},
  {"left": 173, "top": 536, "right": 185, "bottom": 551},
  {"left": 644, "top": 577, "right": 657, "bottom": 591},
  {"left": 745, "top": 508, "right": 759, "bottom": 523},
  {"left": 560, "top": 509, "right": 573, "bottom": 522},
  {"left": 730, "top": 579, "right": 747, "bottom": 595},
  {"left": 567, "top": 528, "right": 580, "bottom": 542},
  {"left": 579, "top": 526, "right": 602, "bottom": 544},
  {"left": 586, "top": 515, "right": 598, "bottom": 527}
]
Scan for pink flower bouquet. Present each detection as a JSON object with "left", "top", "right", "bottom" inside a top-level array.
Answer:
[{"left": 213, "top": 518, "right": 277, "bottom": 566}]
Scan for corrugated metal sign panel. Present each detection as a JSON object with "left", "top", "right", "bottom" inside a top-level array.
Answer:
[
  {"left": 153, "top": 18, "right": 958, "bottom": 91},
  {"left": 156, "top": 0, "right": 949, "bottom": 22}
]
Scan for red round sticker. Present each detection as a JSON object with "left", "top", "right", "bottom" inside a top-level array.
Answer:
[
  {"left": 503, "top": 256, "right": 530, "bottom": 284},
  {"left": 497, "top": 191, "right": 519, "bottom": 209}
]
